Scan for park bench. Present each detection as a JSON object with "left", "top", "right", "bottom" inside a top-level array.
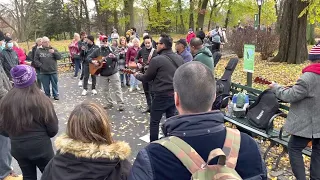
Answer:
[
  {"left": 223, "top": 82, "right": 312, "bottom": 169},
  {"left": 57, "top": 52, "right": 73, "bottom": 70}
]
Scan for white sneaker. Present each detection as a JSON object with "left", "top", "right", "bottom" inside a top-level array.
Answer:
[
  {"left": 92, "top": 89, "right": 97, "bottom": 95},
  {"left": 136, "top": 86, "right": 141, "bottom": 91},
  {"left": 81, "top": 89, "right": 87, "bottom": 96},
  {"left": 78, "top": 80, "right": 83, "bottom": 87},
  {"left": 129, "top": 87, "right": 133, "bottom": 92},
  {"left": 88, "top": 81, "right": 92, "bottom": 85}
]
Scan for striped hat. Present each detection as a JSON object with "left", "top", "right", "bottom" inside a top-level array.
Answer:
[{"left": 309, "top": 43, "right": 320, "bottom": 61}]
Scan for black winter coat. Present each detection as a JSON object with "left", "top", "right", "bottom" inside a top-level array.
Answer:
[
  {"left": 87, "top": 46, "right": 118, "bottom": 76},
  {"left": 41, "top": 134, "right": 132, "bottom": 180},
  {"left": 0, "top": 48, "right": 19, "bottom": 79}
]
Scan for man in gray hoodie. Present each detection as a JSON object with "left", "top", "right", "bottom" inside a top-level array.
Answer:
[{"left": 34, "top": 36, "right": 61, "bottom": 100}]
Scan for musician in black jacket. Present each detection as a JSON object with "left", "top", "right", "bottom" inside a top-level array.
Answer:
[
  {"left": 134, "top": 34, "right": 184, "bottom": 141},
  {"left": 81, "top": 35, "right": 99, "bottom": 96},
  {"left": 87, "top": 36, "right": 124, "bottom": 111},
  {"left": 135, "top": 35, "right": 157, "bottom": 113}
]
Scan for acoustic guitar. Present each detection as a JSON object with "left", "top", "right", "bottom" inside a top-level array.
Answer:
[
  {"left": 119, "top": 68, "right": 136, "bottom": 74},
  {"left": 89, "top": 56, "right": 104, "bottom": 75},
  {"left": 254, "top": 76, "right": 313, "bottom": 147}
]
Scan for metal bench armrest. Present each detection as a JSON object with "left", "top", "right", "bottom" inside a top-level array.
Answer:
[{"left": 266, "top": 112, "right": 287, "bottom": 135}]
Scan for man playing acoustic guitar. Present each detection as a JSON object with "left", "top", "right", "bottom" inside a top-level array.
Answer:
[{"left": 87, "top": 35, "right": 125, "bottom": 111}]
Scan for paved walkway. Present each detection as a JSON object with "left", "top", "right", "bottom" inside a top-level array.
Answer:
[{"left": 12, "top": 73, "right": 153, "bottom": 178}]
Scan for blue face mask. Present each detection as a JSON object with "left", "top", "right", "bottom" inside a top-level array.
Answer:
[
  {"left": 0, "top": 42, "right": 5, "bottom": 50},
  {"left": 7, "top": 42, "right": 13, "bottom": 49}
]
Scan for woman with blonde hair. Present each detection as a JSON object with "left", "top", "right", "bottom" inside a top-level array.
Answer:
[
  {"left": 126, "top": 38, "right": 141, "bottom": 92},
  {"left": 41, "top": 102, "right": 132, "bottom": 180},
  {"left": 69, "top": 33, "right": 81, "bottom": 77},
  {"left": 118, "top": 36, "right": 129, "bottom": 87}
]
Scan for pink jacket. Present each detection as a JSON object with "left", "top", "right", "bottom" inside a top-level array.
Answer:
[
  {"left": 68, "top": 40, "right": 80, "bottom": 58},
  {"left": 126, "top": 46, "right": 141, "bottom": 64},
  {"left": 13, "top": 46, "right": 26, "bottom": 64},
  {"left": 186, "top": 32, "right": 196, "bottom": 44}
]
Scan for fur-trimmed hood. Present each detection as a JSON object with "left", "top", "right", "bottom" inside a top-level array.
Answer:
[{"left": 55, "top": 134, "right": 131, "bottom": 160}]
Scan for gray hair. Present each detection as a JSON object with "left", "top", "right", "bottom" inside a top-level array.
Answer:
[
  {"left": 173, "top": 62, "right": 216, "bottom": 113},
  {"left": 42, "top": 36, "right": 50, "bottom": 42},
  {"left": 132, "top": 37, "right": 140, "bottom": 44}
]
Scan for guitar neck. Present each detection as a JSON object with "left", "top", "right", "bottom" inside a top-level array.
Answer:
[{"left": 254, "top": 77, "right": 272, "bottom": 85}]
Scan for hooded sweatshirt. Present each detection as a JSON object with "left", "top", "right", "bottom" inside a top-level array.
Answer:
[
  {"left": 41, "top": 134, "right": 132, "bottom": 180},
  {"left": 193, "top": 46, "right": 214, "bottom": 71}
]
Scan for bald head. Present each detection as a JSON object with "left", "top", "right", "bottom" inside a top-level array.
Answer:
[
  {"left": 173, "top": 62, "right": 216, "bottom": 113},
  {"left": 190, "top": 38, "right": 203, "bottom": 49}
]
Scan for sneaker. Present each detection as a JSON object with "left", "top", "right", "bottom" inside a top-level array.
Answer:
[
  {"left": 129, "top": 87, "right": 133, "bottom": 92},
  {"left": 92, "top": 89, "right": 97, "bottom": 95},
  {"left": 54, "top": 96, "right": 59, "bottom": 100},
  {"left": 118, "top": 105, "right": 124, "bottom": 111},
  {"left": 103, "top": 104, "right": 113, "bottom": 109},
  {"left": 88, "top": 81, "right": 92, "bottom": 85},
  {"left": 78, "top": 80, "right": 83, "bottom": 87},
  {"left": 136, "top": 86, "right": 141, "bottom": 91},
  {"left": 81, "top": 89, "right": 87, "bottom": 96}
]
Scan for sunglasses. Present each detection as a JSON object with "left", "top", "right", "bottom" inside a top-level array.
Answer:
[
  {"left": 156, "top": 42, "right": 163, "bottom": 45},
  {"left": 102, "top": 40, "right": 108, "bottom": 42}
]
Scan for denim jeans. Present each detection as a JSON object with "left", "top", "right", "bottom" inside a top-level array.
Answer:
[
  {"left": 288, "top": 135, "right": 320, "bottom": 180},
  {"left": 0, "top": 135, "right": 12, "bottom": 179},
  {"left": 41, "top": 73, "right": 59, "bottom": 98},
  {"left": 74, "top": 57, "right": 81, "bottom": 77},
  {"left": 150, "top": 93, "right": 176, "bottom": 142},
  {"left": 35, "top": 68, "right": 42, "bottom": 89},
  {"left": 130, "top": 74, "right": 140, "bottom": 88},
  {"left": 120, "top": 73, "right": 126, "bottom": 84}
]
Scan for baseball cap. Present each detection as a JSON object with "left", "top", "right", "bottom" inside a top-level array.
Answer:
[
  {"left": 174, "top": 39, "right": 188, "bottom": 47},
  {"left": 99, "top": 35, "right": 108, "bottom": 41}
]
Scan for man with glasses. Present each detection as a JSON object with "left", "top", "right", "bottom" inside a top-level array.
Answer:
[
  {"left": 134, "top": 33, "right": 184, "bottom": 142},
  {"left": 87, "top": 36, "right": 125, "bottom": 111}
]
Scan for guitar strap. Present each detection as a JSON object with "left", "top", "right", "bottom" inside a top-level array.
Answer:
[
  {"left": 147, "top": 48, "right": 155, "bottom": 64},
  {"left": 163, "top": 55, "right": 179, "bottom": 69}
]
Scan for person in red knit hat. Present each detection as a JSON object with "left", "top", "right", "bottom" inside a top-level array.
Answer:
[{"left": 268, "top": 42, "right": 320, "bottom": 180}]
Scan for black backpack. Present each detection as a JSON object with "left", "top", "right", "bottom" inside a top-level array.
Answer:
[
  {"left": 212, "top": 58, "right": 239, "bottom": 110},
  {"left": 247, "top": 90, "right": 280, "bottom": 130}
]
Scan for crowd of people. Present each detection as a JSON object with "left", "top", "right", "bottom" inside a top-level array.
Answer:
[{"left": 0, "top": 25, "right": 319, "bottom": 180}]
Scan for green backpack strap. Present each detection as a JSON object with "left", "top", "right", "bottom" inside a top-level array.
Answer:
[
  {"left": 153, "top": 136, "right": 206, "bottom": 174},
  {"left": 206, "top": 148, "right": 227, "bottom": 166},
  {"left": 222, "top": 128, "right": 241, "bottom": 169}
]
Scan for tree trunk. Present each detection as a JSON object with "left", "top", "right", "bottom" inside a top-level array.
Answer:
[
  {"left": 208, "top": 1, "right": 216, "bottom": 32},
  {"left": 123, "top": 0, "right": 130, "bottom": 30},
  {"left": 128, "top": 0, "right": 134, "bottom": 28},
  {"left": 189, "top": 0, "right": 194, "bottom": 30},
  {"left": 196, "top": 0, "right": 209, "bottom": 30},
  {"left": 82, "top": 0, "right": 90, "bottom": 34},
  {"left": 156, "top": 0, "right": 161, "bottom": 13},
  {"left": 272, "top": 0, "right": 308, "bottom": 64},
  {"left": 113, "top": 10, "right": 119, "bottom": 32},
  {"left": 178, "top": 0, "right": 185, "bottom": 33},
  {"left": 93, "top": 0, "right": 102, "bottom": 31},
  {"left": 224, "top": 0, "right": 232, "bottom": 28},
  {"left": 307, "top": 23, "right": 316, "bottom": 45}
]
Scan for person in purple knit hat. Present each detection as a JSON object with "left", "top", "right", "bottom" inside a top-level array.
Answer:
[{"left": 0, "top": 65, "right": 59, "bottom": 180}]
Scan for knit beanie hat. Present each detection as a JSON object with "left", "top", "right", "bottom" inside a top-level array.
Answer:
[
  {"left": 308, "top": 44, "right": 320, "bottom": 61},
  {"left": 87, "top": 35, "right": 95, "bottom": 43},
  {"left": 10, "top": 65, "right": 36, "bottom": 89}
]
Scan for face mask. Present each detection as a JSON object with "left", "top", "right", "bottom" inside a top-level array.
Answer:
[
  {"left": 1, "top": 42, "right": 5, "bottom": 49},
  {"left": 7, "top": 42, "right": 13, "bottom": 49}
]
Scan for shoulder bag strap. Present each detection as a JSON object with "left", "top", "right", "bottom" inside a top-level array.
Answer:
[
  {"left": 163, "top": 55, "right": 179, "bottom": 69},
  {"left": 147, "top": 48, "right": 155, "bottom": 64},
  {"left": 222, "top": 128, "right": 241, "bottom": 169},
  {"left": 153, "top": 136, "right": 206, "bottom": 174}
]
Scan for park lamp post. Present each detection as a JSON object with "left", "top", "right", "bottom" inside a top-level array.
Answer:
[{"left": 257, "top": 0, "right": 263, "bottom": 30}]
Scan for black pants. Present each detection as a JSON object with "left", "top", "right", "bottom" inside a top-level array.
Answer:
[
  {"left": 142, "top": 82, "right": 153, "bottom": 109},
  {"left": 82, "top": 63, "right": 96, "bottom": 90},
  {"left": 150, "top": 94, "right": 176, "bottom": 142},
  {"left": 288, "top": 135, "right": 320, "bottom": 180},
  {"left": 11, "top": 138, "right": 54, "bottom": 180}
]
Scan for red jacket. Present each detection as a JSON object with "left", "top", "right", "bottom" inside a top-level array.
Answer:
[
  {"left": 13, "top": 46, "right": 26, "bottom": 64},
  {"left": 186, "top": 32, "right": 196, "bottom": 44},
  {"left": 126, "top": 46, "right": 141, "bottom": 64}
]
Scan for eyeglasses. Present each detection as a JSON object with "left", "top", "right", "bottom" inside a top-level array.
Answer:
[
  {"left": 156, "top": 42, "right": 163, "bottom": 45},
  {"left": 102, "top": 40, "right": 108, "bottom": 42}
]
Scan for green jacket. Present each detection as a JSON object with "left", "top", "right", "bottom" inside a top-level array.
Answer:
[{"left": 193, "top": 46, "right": 214, "bottom": 71}]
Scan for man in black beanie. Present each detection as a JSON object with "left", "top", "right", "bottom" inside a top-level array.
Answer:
[
  {"left": 81, "top": 35, "right": 99, "bottom": 96},
  {"left": 134, "top": 33, "right": 184, "bottom": 141}
]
